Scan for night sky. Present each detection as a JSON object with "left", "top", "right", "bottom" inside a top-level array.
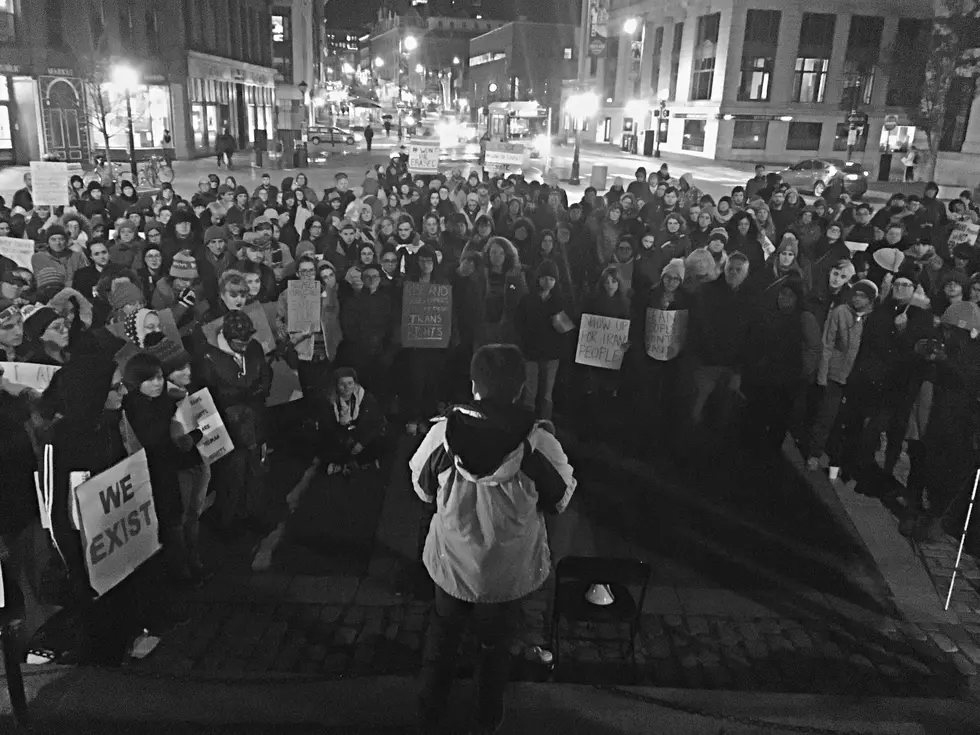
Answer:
[{"left": 323, "top": 0, "right": 581, "bottom": 31}]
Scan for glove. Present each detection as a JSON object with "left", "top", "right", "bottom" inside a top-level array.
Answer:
[{"left": 178, "top": 288, "right": 196, "bottom": 308}]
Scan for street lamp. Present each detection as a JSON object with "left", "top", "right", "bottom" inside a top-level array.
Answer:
[
  {"left": 654, "top": 89, "right": 668, "bottom": 158},
  {"left": 298, "top": 80, "right": 309, "bottom": 136},
  {"left": 452, "top": 56, "right": 461, "bottom": 65},
  {"left": 403, "top": 35, "right": 418, "bottom": 51},
  {"left": 567, "top": 91, "right": 598, "bottom": 185},
  {"left": 374, "top": 56, "right": 384, "bottom": 68},
  {"left": 623, "top": 17, "right": 639, "bottom": 35},
  {"left": 111, "top": 63, "right": 140, "bottom": 182},
  {"left": 415, "top": 63, "right": 424, "bottom": 74}
]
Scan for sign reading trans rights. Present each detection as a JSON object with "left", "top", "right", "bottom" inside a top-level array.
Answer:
[{"left": 401, "top": 282, "right": 452, "bottom": 348}]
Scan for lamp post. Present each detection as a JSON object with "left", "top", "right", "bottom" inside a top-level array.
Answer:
[
  {"left": 654, "top": 96, "right": 667, "bottom": 158},
  {"left": 111, "top": 64, "right": 140, "bottom": 183},
  {"left": 568, "top": 91, "right": 598, "bottom": 185},
  {"left": 298, "top": 80, "right": 309, "bottom": 135},
  {"left": 398, "top": 34, "right": 418, "bottom": 138}
]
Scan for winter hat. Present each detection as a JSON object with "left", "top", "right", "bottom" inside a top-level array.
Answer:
[
  {"left": 109, "top": 280, "right": 144, "bottom": 312},
  {"left": 146, "top": 336, "right": 191, "bottom": 375},
  {"left": 35, "top": 266, "right": 66, "bottom": 291},
  {"left": 709, "top": 227, "right": 729, "bottom": 244},
  {"left": 940, "top": 269, "right": 970, "bottom": 290},
  {"left": 22, "top": 303, "right": 60, "bottom": 342},
  {"left": 535, "top": 260, "right": 559, "bottom": 281},
  {"left": 295, "top": 241, "right": 316, "bottom": 260},
  {"left": 144, "top": 219, "right": 163, "bottom": 236},
  {"left": 221, "top": 310, "right": 256, "bottom": 341},
  {"left": 942, "top": 302, "right": 980, "bottom": 332},
  {"left": 172, "top": 209, "right": 195, "bottom": 225},
  {"left": 123, "top": 308, "right": 158, "bottom": 347},
  {"left": 833, "top": 259, "right": 856, "bottom": 281},
  {"left": 252, "top": 215, "right": 274, "bottom": 230},
  {"left": 338, "top": 219, "right": 357, "bottom": 233},
  {"left": 204, "top": 225, "right": 226, "bottom": 243},
  {"left": 684, "top": 248, "right": 716, "bottom": 280},
  {"left": 234, "top": 185, "right": 249, "bottom": 198},
  {"left": 45, "top": 224, "right": 68, "bottom": 242},
  {"left": 169, "top": 250, "right": 198, "bottom": 280},
  {"left": 895, "top": 259, "right": 919, "bottom": 285},
  {"left": 0, "top": 299, "right": 20, "bottom": 324},
  {"left": 851, "top": 279, "right": 879, "bottom": 302},
  {"left": 661, "top": 258, "right": 686, "bottom": 281},
  {"left": 217, "top": 184, "right": 233, "bottom": 196},
  {"left": 775, "top": 235, "right": 798, "bottom": 258},
  {"left": 872, "top": 247, "right": 905, "bottom": 273},
  {"left": 115, "top": 221, "right": 137, "bottom": 237}
]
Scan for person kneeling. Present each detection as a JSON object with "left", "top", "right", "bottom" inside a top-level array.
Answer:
[{"left": 318, "top": 367, "right": 388, "bottom": 476}]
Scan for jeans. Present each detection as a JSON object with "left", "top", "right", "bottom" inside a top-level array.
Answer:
[
  {"left": 178, "top": 463, "right": 211, "bottom": 569},
  {"left": 691, "top": 364, "right": 736, "bottom": 426},
  {"left": 524, "top": 359, "right": 559, "bottom": 419},
  {"left": 808, "top": 382, "right": 846, "bottom": 461},
  {"left": 419, "top": 586, "right": 522, "bottom": 725}
]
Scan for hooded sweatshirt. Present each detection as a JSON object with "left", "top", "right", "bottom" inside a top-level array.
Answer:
[{"left": 410, "top": 401, "right": 576, "bottom": 603}]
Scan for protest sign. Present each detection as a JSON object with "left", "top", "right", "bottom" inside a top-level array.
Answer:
[
  {"left": 845, "top": 240, "right": 869, "bottom": 253},
  {"left": 269, "top": 358, "right": 304, "bottom": 406},
  {"left": 0, "top": 236, "right": 34, "bottom": 270},
  {"left": 30, "top": 161, "right": 70, "bottom": 207},
  {"left": 1, "top": 362, "right": 60, "bottom": 395},
  {"left": 949, "top": 222, "right": 980, "bottom": 248},
  {"left": 175, "top": 388, "right": 235, "bottom": 465},
  {"left": 202, "top": 301, "right": 276, "bottom": 354},
  {"left": 287, "top": 280, "right": 321, "bottom": 333},
  {"left": 75, "top": 450, "right": 161, "bottom": 596},
  {"left": 401, "top": 281, "right": 452, "bottom": 348},
  {"left": 408, "top": 141, "right": 440, "bottom": 174},
  {"left": 575, "top": 314, "right": 629, "bottom": 370},
  {"left": 484, "top": 141, "right": 525, "bottom": 176},
  {"left": 644, "top": 308, "right": 688, "bottom": 361}
]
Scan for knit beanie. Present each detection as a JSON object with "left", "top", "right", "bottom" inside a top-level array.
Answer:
[
  {"left": 35, "top": 265, "right": 66, "bottom": 291},
  {"left": 169, "top": 250, "right": 199, "bottom": 279},
  {"left": 204, "top": 225, "right": 226, "bottom": 243},
  {"left": 116, "top": 220, "right": 137, "bottom": 236},
  {"left": 851, "top": 279, "right": 879, "bottom": 302},
  {"left": 144, "top": 219, "right": 163, "bottom": 236},
  {"left": 535, "top": 260, "right": 559, "bottom": 281},
  {"left": 173, "top": 209, "right": 195, "bottom": 225},
  {"left": 684, "top": 248, "right": 716, "bottom": 280},
  {"left": 295, "top": 241, "right": 316, "bottom": 260},
  {"left": 146, "top": 336, "right": 192, "bottom": 375},
  {"left": 661, "top": 258, "right": 686, "bottom": 281},
  {"left": 21, "top": 303, "right": 60, "bottom": 342},
  {"left": 222, "top": 310, "right": 256, "bottom": 341},
  {"left": 45, "top": 224, "right": 69, "bottom": 242},
  {"left": 109, "top": 280, "right": 144, "bottom": 312},
  {"left": 709, "top": 227, "right": 728, "bottom": 245},
  {"left": 776, "top": 236, "right": 799, "bottom": 258}
]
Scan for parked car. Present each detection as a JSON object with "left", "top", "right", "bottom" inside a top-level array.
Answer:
[
  {"left": 778, "top": 158, "right": 869, "bottom": 198},
  {"left": 307, "top": 126, "right": 362, "bottom": 147}
]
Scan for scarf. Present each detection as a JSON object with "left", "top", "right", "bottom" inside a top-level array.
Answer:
[{"left": 332, "top": 384, "right": 364, "bottom": 426}]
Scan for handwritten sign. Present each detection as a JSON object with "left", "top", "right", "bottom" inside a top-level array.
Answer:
[
  {"left": 845, "top": 240, "right": 869, "bottom": 253},
  {"left": 75, "top": 450, "right": 161, "bottom": 596},
  {"left": 0, "top": 236, "right": 35, "bottom": 270},
  {"left": 644, "top": 308, "right": 688, "bottom": 361},
  {"left": 175, "top": 388, "right": 235, "bottom": 465},
  {"left": 1, "top": 361, "right": 60, "bottom": 395},
  {"left": 484, "top": 141, "right": 525, "bottom": 176},
  {"left": 575, "top": 314, "right": 629, "bottom": 370},
  {"left": 30, "top": 161, "right": 70, "bottom": 207},
  {"left": 202, "top": 301, "right": 276, "bottom": 354},
  {"left": 287, "top": 280, "right": 321, "bottom": 333},
  {"left": 949, "top": 222, "right": 980, "bottom": 248},
  {"left": 408, "top": 141, "right": 440, "bottom": 175},
  {"left": 401, "top": 281, "right": 451, "bottom": 348}
]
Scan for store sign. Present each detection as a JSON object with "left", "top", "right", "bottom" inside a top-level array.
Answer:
[
  {"left": 187, "top": 52, "right": 275, "bottom": 87},
  {"left": 587, "top": 0, "right": 609, "bottom": 58},
  {"left": 0, "top": 63, "right": 24, "bottom": 74},
  {"left": 46, "top": 67, "right": 74, "bottom": 77}
]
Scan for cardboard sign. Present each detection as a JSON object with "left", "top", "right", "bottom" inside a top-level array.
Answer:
[
  {"left": 0, "top": 236, "right": 35, "bottom": 270},
  {"left": 845, "top": 240, "right": 869, "bottom": 253},
  {"left": 408, "top": 141, "right": 440, "bottom": 174},
  {"left": 575, "top": 314, "right": 629, "bottom": 370},
  {"left": 175, "top": 388, "right": 235, "bottom": 465},
  {"left": 268, "top": 358, "right": 304, "bottom": 406},
  {"left": 1, "top": 362, "right": 60, "bottom": 395},
  {"left": 30, "top": 161, "right": 70, "bottom": 207},
  {"left": 401, "top": 281, "right": 451, "bottom": 348},
  {"left": 202, "top": 301, "right": 276, "bottom": 354},
  {"left": 287, "top": 280, "right": 321, "bottom": 333},
  {"left": 644, "top": 308, "right": 688, "bottom": 361},
  {"left": 949, "top": 222, "right": 980, "bottom": 248},
  {"left": 75, "top": 450, "right": 161, "bottom": 596},
  {"left": 484, "top": 141, "right": 525, "bottom": 175}
]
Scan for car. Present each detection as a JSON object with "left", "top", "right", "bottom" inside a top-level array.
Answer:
[
  {"left": 778, "top": 158, "right": 869, "bottom": 198},
  {"left": 307, "top": 125, "right": 362, "bottom": 147}
]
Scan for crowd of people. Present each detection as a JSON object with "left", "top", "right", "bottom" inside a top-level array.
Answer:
[{"left": 1, "top": 152, "right": 980, "bottom": 672}]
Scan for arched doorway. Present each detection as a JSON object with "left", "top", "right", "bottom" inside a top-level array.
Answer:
[{"left": 39, "top": 75, "right": 89, "bottom": 161}]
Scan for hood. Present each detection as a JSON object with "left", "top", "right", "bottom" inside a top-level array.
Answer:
[
  {"left": 444, "top": 401, "right": 537, "bottom": 480},
  {"left": 483, "top": 235, "right": 522, "bottom": 271},
  {"left": 679, "top": 173, "right": 694, "bottom": 190}
]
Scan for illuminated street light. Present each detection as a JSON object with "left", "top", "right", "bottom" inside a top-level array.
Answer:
[
  {"left": 623, "top": 17, "right": 639, "bottom": 35},
  {"left": 567, "top": 91, "right": 599, "bottom": 184},
  {"left": 415, "top": 63, "right": 424, "bottom": 74},
  {"left": 453, "top": 56, "right": 461, "bottom": 65},
  {"left": 374, "top": 56, "right": 384, "bottom": 67},
  {"left": 110, "top": 63, "right": 140, "bottom": 181},
  {"left": 404, "top": 35, "right": 418, "bottom": 51}
]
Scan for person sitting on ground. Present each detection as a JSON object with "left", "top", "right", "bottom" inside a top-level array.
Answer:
[{"left": 317, "top": 367, "right": 388, "bottom": 476}]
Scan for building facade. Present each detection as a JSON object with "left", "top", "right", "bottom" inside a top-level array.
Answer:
[
  {"left": 466, "top": 21, "right": 579, "bottom": 113},
  {"left": 564, "top": 0, "right": 979, "bottom": 182},
  {"left": 0, "top": 0, "right": 276, "bottom": 165},
  {"left": 272, "top": 0, "right": 321, "bottom": 134}
]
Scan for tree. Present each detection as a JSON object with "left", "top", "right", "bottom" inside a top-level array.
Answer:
[{"left": 889, "top": 0, "right": 980, "bottom": 181}]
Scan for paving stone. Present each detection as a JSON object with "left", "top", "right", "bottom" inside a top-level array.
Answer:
[
  {"left": 929, "top": 632, "right": 958, "bottom": 654},
  {"left": 900, "top": 622, "right": 929, "bottom": 641},
  {"left": 287, "top": 575, "right": 359, "bottom": 604},
  {"left": 687, "top": 616, "right": 709, "bottom": 636},
  {"left": 958, "top": 641, "right": 980, "bottom": 666},
  {"left": 645, "top": 636, "right": 672, "bottom": 659},
  {"left": 334, "top": 626, "right": 358, "bottom": 647},
  {"left": 737, "top": 621, "right": 761, "bottom": 641},
  {"left": 952, "top": 652, "right": 978, "bottom": 677}
]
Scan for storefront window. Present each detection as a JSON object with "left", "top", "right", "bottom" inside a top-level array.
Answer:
[
  {"left": 206, "top": 105, "right": 220, "bottom": 147},
  {"left": 0, "top": 106, "right": 12, "bottom": 150},
  {"left": 192, "top": 104, "right": 206, "bottom": 150},
  {"left": 99, "top": 84, "right": 172, "bottom": 149}
]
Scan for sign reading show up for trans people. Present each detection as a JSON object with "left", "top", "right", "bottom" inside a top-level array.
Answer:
[
  {"left": 75, "top": 450, "right": 161, "bottom": 596},
  {"left": 575, "top": 314, "right": 629, "bottom": 370},
  {"left": 408, "top": 140, "right": 440, "bottom": 174},
  {"left": 401, "top": 281, "right": 452, "bottom": 348},
  {"left": 30, "top": 161, "right": 70, "bottom": 207}
]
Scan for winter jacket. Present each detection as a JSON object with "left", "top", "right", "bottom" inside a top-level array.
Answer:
[
  {"left": 151, "top": 277, "right": 210, "bottom": 336},
  {"left": 122, "top": 391, "right": 183, "bottom": 526},
  {"left": 818, "top": 303, "right": 870, "bottom": 386},
  {"left": 107, "top": 238, "right": 143, "bottom": 270},
  {"left": 689, "top": 277, "right": 752, "bottom": 368},
  {"left": 199, "top": 334, "right": 272, "bottom": 449},
  {"left": 410, "top": 400, "right": 576, "bottom": 603},
  {"left": 515, "top": 289, "right": 570, "bottom": 361},
  {"left": 742, "top": 306, "right": 805, "bottom": 388},
  {"left": 31, "top": 248, "right": 89, "bottom": 289},
  {"left": 320, "top": 385, "right": 386, "bottom": 451},
  {"left": 339, "top": 287, "right": 394, "bottom": 357},
  {"left": 275, "top": 283, "right": 343, "bottom": 361},
  {"left": 850, "top": 298, "right": 935, "bottom": 396}
]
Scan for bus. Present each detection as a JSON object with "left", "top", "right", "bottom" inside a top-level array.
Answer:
[{"left": 482, "top": 101, "right": 553, "bottom": 159}]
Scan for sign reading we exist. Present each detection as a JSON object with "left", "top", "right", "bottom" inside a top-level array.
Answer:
[{"left": 401, "top": 281, "right": 452, "bottom": 348}]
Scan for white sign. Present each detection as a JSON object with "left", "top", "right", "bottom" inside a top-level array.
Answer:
[
  {"left": 30, "top": 161, "right": 70, "bottom": 207},
  {"left": 574, "top": 313, "right": 629, "bottom": 370},
  {"left": 408, "top": 141, "right": 440, "bottom": 174},
  {"left": 644, "top": 308, "right": 688, "bottom": 361},
  {"left": 949, "top": 222, "right": 980, "bottom": 247},
  {"left": 484, "top": 141, "right": 525, "bottom": 175},
  {"left": 0, "top": 236, "right": 34, "bottom": 271},
  {"left": 845, "top": 240, "right": 869, "bottom": 253},
  {"left": 1, "top": 362, "right": 60, "bottom": 395},
  {"left": 175, "top": 388, "right": 235, "bottom": 465},
  {"left": 75, "top": 450, "right": 161, "bottom": 596}
]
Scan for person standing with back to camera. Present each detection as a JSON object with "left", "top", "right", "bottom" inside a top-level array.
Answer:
[{"left": 410, "top": 343, "right": 576, "bottom": 734}]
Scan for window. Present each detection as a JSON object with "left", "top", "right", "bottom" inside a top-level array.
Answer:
[
  {"left": 46, "top": 0, "right": 67, "bottom": 48},
  {"left": 738, "top": 57, "right": 772, "bottom": 102},
  {"left": 563, "top": 47, "right": 572, "bottom": 60},
  {"left": 668, "top": 22, "right": 683, "bottom": 101},
  {"left": 885, "top": 19, "right": 929, "bottom": 107},
  {"left": 0, "top": 0, "right": 16, "bottom": 43},
  {"left": 832, "top": 123, "right": 867, "bottom": 152},
  {"left": 840, "top": 15, "right": 883, "bottom": 109},
  {"left": 732, "top": 120, "right": 769, "bottom": 149},
  {"left": 690, "top": 58, "right": 715, "bottom": 101},
  {"left": 682, "top": 119, "right": 706, "bottom": 151},
  {"left": 470, "top": 52, "right": 505, "bottom": 67},
  {"left": 649, "top": 26, "right": 663, "bottom": 92},
  {"left": 941, "top": 76, "right": 977, "bottom": 152},
  {"left": 793, "top": 58, "right": 829, "bottom": 103},
  {"left": 786, "top": 121, "right": 823, "bottom": 150},
  {"left": 689, "top": 13, "right": 719, "bottom": 100},
  {"left": 738, "top": 10, "right": 780, "bottom": 102},
  {"left": 272, "top": 11, "right": 289, "bottom": 43},
  {"left": 840, "top": 61, "right": 874, "bottom": 109}
]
